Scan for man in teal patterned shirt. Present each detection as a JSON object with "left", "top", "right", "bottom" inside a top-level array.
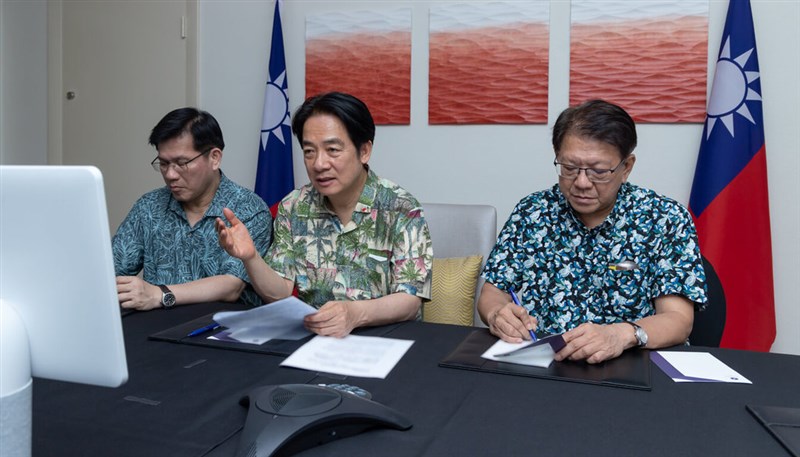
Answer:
[
  {"left": 217, "top": 92, "right": 432, "bottom": 337},
  {"left": 478, "top": 100, "right": 707, "bottom": 363},
  {"left": 114, "top": 108, "right": 271, "bottom": 310}
]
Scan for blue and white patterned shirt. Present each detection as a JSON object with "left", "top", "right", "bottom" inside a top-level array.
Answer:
[
  {"left": 482, "top": 182, "right": 707, "bottom": 334},
  {"left": 113, "top": 171, "right": 272, "bottom": 306}
]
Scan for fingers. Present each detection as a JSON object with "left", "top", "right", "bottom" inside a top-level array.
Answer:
[
  {"left": 304, "top": 302, "right": 352, "bottom": 337},
  {"left": 222, "top": 207, "right": 241, "bottom": 225},
  {"left": 489, "top": 303, "right": 535, "bottom": 343},
  {"left": 556, "top": 323, "right": 622, "bottom": 364}
]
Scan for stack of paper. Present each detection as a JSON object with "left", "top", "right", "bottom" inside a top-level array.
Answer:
[{"left": 212, "top": 297, "right": 317, "bottom": 344}]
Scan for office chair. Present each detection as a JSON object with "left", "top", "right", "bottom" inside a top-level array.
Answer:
[
  {"left": 421, "top": 203, "right": 497, "bottom": 327},
  {"left": 689, "top": 256, "right": 726, "bottom": 347}
]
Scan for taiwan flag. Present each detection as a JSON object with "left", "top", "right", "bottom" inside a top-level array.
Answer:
[
  {"left": 689, "top": 0, "right": 774, "bottom": 351},
  {"left": 255, "top": 0, "right": 294, "bottom": 217}
]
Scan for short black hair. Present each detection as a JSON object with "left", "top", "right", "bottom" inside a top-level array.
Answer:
[
  {"left": 149, "top": 107, "right": 225, "bottom": 152},
  {"left": 552, "top": 100, "right": 637, "bottom": 159},
  {"left": 291, "top": 92, "right": 375, "bottom": 151}
]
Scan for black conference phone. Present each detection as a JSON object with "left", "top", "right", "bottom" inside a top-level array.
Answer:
[{"left": 235, "top": 383, "right": 412, "bottom": 457}]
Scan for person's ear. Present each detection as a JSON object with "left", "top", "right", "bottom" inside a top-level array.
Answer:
[
  {"left": 621, "top": 154, "right": 636, "bottom": 181},
  {"left": 209, "top": 147, "right": 223, "bottom": 170},
  {"left": 359, "top": 141, "right": 373, "bottom": 165}
]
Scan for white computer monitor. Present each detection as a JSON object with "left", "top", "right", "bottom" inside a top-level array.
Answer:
[{"left": 0, "top": 165, "right": 128, "bottom": 456}]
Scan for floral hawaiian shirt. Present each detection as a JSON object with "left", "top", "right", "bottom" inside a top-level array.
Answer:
[
  {"left": 113, "top": 171, "right": 272, "bottom": 306},
  {"left": 482, "top": 182, "right": 707, "bottom": 334},
  {"left": 267, "top": 169, "right": 433, "bottom": 310}
]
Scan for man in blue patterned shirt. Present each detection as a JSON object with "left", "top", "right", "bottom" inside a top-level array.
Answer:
[
  {"left": 478, "top": 100, "right": 707, "bottom": 363},
  {"left": 113, "top": 108, "right": 271, "bottom": 310}
]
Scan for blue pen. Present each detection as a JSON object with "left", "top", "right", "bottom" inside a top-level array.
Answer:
[
  {"left": 187, "top": 323, "right": 221, "bottom": 338},
  {"left": 508, "top": 288, "right": 537, "bottom": 342}
]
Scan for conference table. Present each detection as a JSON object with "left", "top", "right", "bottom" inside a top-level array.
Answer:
[{"left": 33, "top": 302, "right": 799, "bottom": 456}]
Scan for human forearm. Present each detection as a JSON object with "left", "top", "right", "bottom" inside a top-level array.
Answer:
[
  {"left": 477, "top": 282, "right": 508, "bottom": 325},
  {"left": 636, "top": 295, "right": 694, "bottom": 348},
  {"left": 168, "top": 275, "right": 245, "bottom": 305},
  {"left": 241, "top": 256, "right": 294, "bottom": 302},
  {"left": 304, "top": 293, "right": 422, "bottom": 337},
  {"left": 348, "top": 292, "right": 421, "bottom": 328}
]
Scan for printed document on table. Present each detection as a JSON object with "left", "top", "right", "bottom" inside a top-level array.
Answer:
[
  {"left": 211, "top": 297, "right": 317, "bottom": 344},
  {"left": 652, "top": 351, "right": 752, "bottom": 383},
  {"left": 281, "top": 335, "right": 414, "bottom": 379}
]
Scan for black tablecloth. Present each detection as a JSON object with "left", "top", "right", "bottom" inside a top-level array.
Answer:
[{"left": 33, "top": 303, "right": 800, "bottom": 456}]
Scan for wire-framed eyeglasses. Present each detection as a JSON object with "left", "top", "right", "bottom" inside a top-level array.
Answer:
[
  {"left": 553, "top": 159, "right": 627, "bottom": 183},
  {"left": 151, "top": 148, "right": 211, "bottom": 173}
]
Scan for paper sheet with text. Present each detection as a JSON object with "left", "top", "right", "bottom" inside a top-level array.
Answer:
[{"left": 280, "top": 335, "right": 414, "bottom": 379}]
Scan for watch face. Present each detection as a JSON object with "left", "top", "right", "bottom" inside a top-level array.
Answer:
[
  {"left": 635, "top": 327, "right": 648, "bottom": 346},
  {"left": 162, "top": 292, "right": 176, "bottom": 308}
]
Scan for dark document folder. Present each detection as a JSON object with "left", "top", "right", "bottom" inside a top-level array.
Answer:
[
  {"left": 149, "top": 312, "right": 402, "bottom": 356},
  {"left": 439, "top": 329, "right": 651, "bottom": 390},
  {"left": 148, "top": 312, "right": 312, "bottom": 356},
  {"left": 747, "top": 405, "right": 800, "bottom": 457}
]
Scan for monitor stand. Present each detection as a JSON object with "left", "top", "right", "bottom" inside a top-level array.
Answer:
[{"left": 0, "top": 300, "right": 32, "bottom": 457}]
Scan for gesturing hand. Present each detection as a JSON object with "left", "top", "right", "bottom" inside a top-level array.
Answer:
[{"left": 215, "top": 207, "right": 257, "bottom": 261}]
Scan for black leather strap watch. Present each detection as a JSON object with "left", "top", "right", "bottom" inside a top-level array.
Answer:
[
  {"left": 626, "top": 322, "right": 648, "bottom": 347},
  {"left": 158, "top": 285, "right": 176, "bottom": 309}
]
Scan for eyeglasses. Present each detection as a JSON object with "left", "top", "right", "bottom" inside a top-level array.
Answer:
[
  {"left": 553, "top": 159, "right": 627, "bottom": 183},
  {"left": 151, "top": 149, "right": 211, "bottom": 173}
]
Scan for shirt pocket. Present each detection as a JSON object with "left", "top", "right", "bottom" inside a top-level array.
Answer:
[
  {"left": 344, "top": 251, "right": 392, "bottom": 300},
  {"left": 602, "top": 265, "right": 652, "bottom": 320}
]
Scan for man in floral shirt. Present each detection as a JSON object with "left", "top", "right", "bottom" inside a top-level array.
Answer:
[
  {"left": 478, "top": 100, "right": 707, "bottom": 363},
  {"left": 217, "top": 92, "right": 432, "bottom": 337}
]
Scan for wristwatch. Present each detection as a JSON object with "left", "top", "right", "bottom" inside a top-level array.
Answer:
[
  {"left": 158, "top": 285, "right": 176, "bottom": 309},
  {"left": 626, "top": 322, "right": 648, "bottom": 347}
]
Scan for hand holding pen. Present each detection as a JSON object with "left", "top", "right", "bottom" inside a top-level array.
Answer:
[{"left": 508, "top": 287, "right": 537, "bottom": 342}]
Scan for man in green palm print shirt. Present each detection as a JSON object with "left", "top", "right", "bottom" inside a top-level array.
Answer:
[{"left": 217, "top": 92, "right": 432, "bottom": 337}]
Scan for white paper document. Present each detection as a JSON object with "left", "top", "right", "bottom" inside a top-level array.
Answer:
[
  {"left": 652, "top": 351, "right": 752, "bottom": 384},
  {"left": 211, "top": 297, "right": 317, "bottom": 344},
  {"left": 280, "top": 335, "right": 414, "bottom": 379},
  {"left": 481, "top": 334, "right": 566, "bottom": 368}
]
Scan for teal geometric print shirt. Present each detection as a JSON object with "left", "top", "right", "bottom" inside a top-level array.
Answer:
[
  {"left": 113, "top": 171, "right": 272, "bottom": 306},
  {"left": 482, "top": 182, "right": 707, "bottom": 335}
]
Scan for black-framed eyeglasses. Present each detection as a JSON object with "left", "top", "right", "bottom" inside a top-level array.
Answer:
[
  {"left": 150, "top": 148, "right": 211, "bottom": 173},
  {"left": 553, "top": 159, "right": 627, "bottom": 183}
]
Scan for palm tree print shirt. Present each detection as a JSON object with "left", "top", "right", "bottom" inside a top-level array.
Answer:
[{"left": 266, "top": 170, "right": 433, "bottom": 310}]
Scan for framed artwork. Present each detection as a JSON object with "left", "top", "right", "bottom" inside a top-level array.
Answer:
[
  {"left": 306, "top": 9, "right": 411, "bottom": 125},
  {"left": 429, "top": 2, "right": 549, "bottom": 124},
  {"left": 570, "top": 1, "right": 708, "bottom": 123}
]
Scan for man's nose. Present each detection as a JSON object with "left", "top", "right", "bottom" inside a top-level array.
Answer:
[{"left": 573, "top": 168, "right": 593, "bottom": 187}]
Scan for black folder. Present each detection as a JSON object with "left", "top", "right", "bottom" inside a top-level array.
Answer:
[
  {"left": 747, "top": 405, "right": 800, "bottom": 457},
  {"left": 149, "top": 312, "right": 401, "bottom": 356},
  {"left": 439, "top": 329, "right": 651, "bottom": 390}
]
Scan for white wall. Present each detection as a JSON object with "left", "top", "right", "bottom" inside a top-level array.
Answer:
[
  {"left": 0, "top": 0, "right": 48, "bottom": 165},
  {"left": 199, "top": 0, "right": 799, "bottom": 355}
]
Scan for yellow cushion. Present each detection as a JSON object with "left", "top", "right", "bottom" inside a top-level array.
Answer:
[{"left": 423, "top": 255, "right": 483, "bottom": 326}]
